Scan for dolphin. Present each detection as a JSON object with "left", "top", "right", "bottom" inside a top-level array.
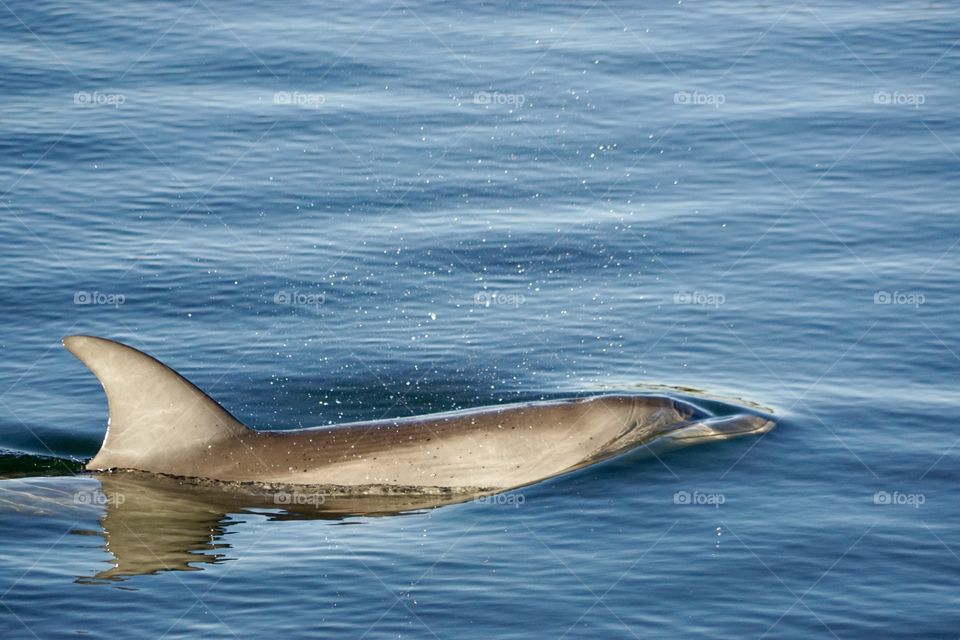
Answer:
[{"left": 63, "top": 335, "right": 775, "bottom": 493}]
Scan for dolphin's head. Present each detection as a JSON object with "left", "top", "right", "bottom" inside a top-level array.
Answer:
[{"left": 654, "top": 413, "right": 776, "bottom": 446}]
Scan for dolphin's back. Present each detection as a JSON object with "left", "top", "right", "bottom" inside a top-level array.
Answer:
[{"left": 243, "top": 394, "right": 694, "bottom": 488}]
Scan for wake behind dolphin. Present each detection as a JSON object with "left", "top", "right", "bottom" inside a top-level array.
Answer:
[{"left": 63, "top": 335, "right": 775, "bottom": 494}]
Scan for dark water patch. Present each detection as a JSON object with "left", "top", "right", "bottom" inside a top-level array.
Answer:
[{"left": 0, "top": 450, "right": 85, "bottom": 479}]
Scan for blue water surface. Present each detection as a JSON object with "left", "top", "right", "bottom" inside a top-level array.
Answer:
[{"left": 1, "top": 0, "right": 959, "bottom": 637}]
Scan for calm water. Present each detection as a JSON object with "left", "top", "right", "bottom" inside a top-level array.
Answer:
[{"left": 1, "top": 0, "right": 959, "bottom": 637}]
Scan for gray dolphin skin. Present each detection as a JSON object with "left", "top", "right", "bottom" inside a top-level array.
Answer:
[{"left": 64, "top": 335, "right": 775, "bottom": 493}]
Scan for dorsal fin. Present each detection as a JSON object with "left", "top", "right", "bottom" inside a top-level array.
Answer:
[{"left": 63, "top": 335, "right": 249, "bottom": 473}]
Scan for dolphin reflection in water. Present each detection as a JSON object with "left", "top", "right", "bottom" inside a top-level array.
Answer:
[
  {"left": 0, "top": 473, "right": 484, "bottom": 582},
  {"left": 83, "top": 472, "right": 483, "bottom": 582}
]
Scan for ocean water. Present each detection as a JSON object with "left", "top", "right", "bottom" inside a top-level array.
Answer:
[{"left": 1, "top": 0, "right": 958, "bottom": 637}]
